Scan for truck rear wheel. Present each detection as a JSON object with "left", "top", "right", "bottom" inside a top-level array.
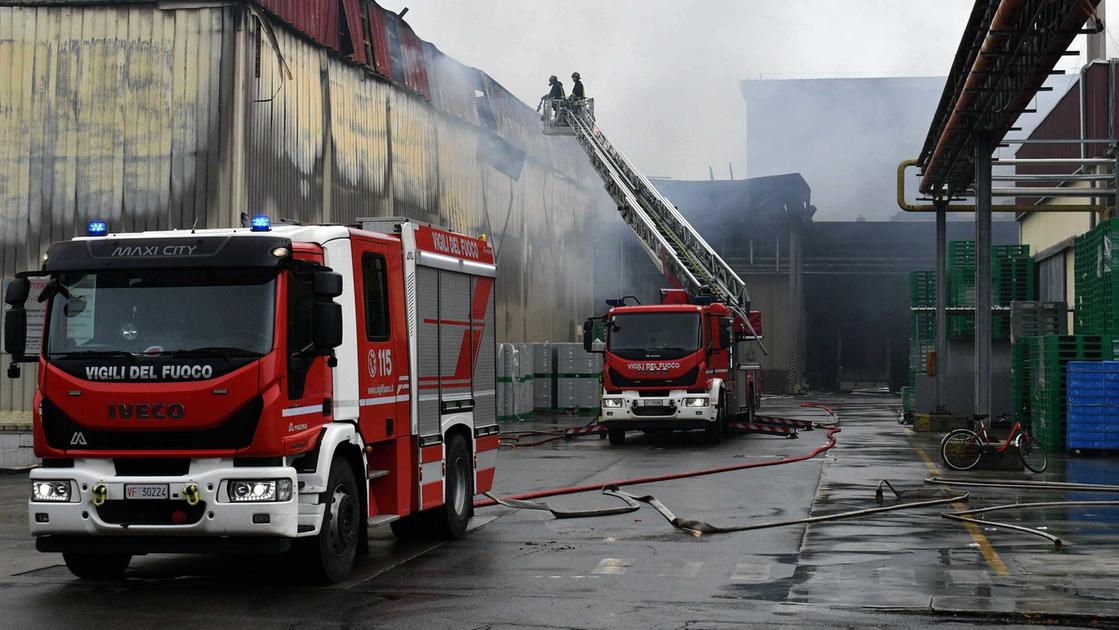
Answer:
[
  {"left": 301, "top": 455, "right": 361, "bottom": 584},
  {"left": 420, "top": 433, "right": 473, "bottom": 539},
  {"left": 607, "top": 428, "right": 626, "bottom": 445},
  {"left": 62, "top": 552, "right": 131, "bottom": 580}
]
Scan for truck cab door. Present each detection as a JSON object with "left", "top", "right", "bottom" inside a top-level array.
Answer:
[
  {"left": 353, "top": 241, "right": 407, "bottom": 443},
  {"left": 281, "top": 260, "right": 333, "bottom": 441}
]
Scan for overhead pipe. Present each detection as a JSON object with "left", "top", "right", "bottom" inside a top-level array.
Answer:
[
  {"left": 920, "top": 0, "right": 1101, "bottom": 195},
  {"left": 898, "top": 159, "right": 1110, "bottom": 212}
]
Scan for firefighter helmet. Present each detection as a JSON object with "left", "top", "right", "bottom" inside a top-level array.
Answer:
[{"left": 571, "top": 72, "right": 581, "bottom": 80}]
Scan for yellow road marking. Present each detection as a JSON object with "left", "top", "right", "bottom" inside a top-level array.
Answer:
[{"left": 906, "top": 432, "right": 1010, "bottom": 576}]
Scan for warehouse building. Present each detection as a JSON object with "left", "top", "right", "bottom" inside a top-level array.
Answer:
[{"left": 0, "top": 0, "right": 618, "bottom": 434}]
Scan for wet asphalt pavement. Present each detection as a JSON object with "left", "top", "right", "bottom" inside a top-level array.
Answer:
[{"left": 0, "top": 395, "right": 1117, "bottom": 629}]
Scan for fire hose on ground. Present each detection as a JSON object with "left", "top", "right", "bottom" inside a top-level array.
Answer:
[
  {"left": 926, "top": 476, "right": 1119, "bottom": 550},
  {"left": 477, "top": 404, "right": 1119, "bottom": 548},
  {"left": 476, "top": 404, "right": 840, "bottom": 509}
]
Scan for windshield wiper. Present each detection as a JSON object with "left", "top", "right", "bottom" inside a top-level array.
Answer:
[
  {"left": 48, "top": 350, "right": 138, "bottom": 363},
  {"left": 168, "top": 346, "right": 264, "bottom": 360}
]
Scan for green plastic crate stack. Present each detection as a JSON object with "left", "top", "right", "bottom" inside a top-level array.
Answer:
[
  {"left": 947, "top": 241, "right": 1033, "bottom": 339},
  {"left": 947, "top": 241, "right": 976, "bottom": 338},
  {"left": 908, "top": 271, "right": 936, "bottom": 387},
  {"left": 909, "top": 271, "right": 936, "bottom": 308},
  {"left": 1022, "top": 335, "right": 1114, "bottom": 452},
  {"left": 1074, "top": 218, "right": 1119, "bottom": 334}
]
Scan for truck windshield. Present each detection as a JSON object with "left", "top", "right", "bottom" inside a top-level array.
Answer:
[
  {"left": 607, "top": 312, "right": 701, "bottom": 360},
  {"left": 45, "top": 268, "right": 276, "bottom": 358}
]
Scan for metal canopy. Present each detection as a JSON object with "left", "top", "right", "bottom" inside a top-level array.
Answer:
[{"left": 918, "top": 0, "right": 1101, "bottom": 197}]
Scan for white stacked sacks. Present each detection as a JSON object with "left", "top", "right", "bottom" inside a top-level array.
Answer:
[
  {"left": 496, "top": 344, "right": 513, "bottom": 422},
  {"left": 514, "top": 343, "right": 534, "bottom": 421},
  {"left": 579, "top": 352, "right": 604, "bottom": 414},
  {"left": 554, "top": 343, "right": 581, "bottom": 411},
  {"left": 533, "top": 343, "right": 554, "bottom": 411}
]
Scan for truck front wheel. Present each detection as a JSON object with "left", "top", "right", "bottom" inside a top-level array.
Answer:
[
  {"left": 607, "top": 428, "right": 626, "bottom": 445},
  {"left": 62, "top": 552, "right": 131, "bottom": 580},
  {"left": 705, "top": 402, "right": 724, "bottom": 444},
  {"left": 301, "top": 455, "right": 361, "bottom": 583}
]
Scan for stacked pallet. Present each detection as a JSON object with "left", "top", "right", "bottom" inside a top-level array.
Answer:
[
  {"left": 1074, "top": 218, "right": 1119, "bottom": 335},
  {"left": 1066, "top": 361, "right": 1119, "bottom": 451},
  {"left": 532, "top": 344, "right": 554, "bottom": 410},
  {"left": 497, "top": 343, "right": 534, "bottom": 422},
  {"left": 1010, "top": 301, "right": 1067, "bottom": 343},
  {"left": 907, "top": 271, "right": 936, "bottom": 404},
  {"left": 554, "top": 343, "right": 603, "bottom": 414},
  {"left": 947, "top": 241, "right": 1033, "bottom": 339},
  {"left": 1019, "top": 336, "right": 1114, "bottom": 452}
]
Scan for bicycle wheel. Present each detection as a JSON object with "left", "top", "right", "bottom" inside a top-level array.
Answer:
[
  {"left": 941, "top": 429, "right": 983, "bottom": 471},
  {"left": 1016, "top": 433, "right": 1048, "bottom": 473}
]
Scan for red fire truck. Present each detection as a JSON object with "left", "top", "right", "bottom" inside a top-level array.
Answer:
[
  {"left": 584, "top": 290, "right": 761, "bottom": 445},
  {"left": 4, "top": 216, "right": 498, "bottom": 583}
]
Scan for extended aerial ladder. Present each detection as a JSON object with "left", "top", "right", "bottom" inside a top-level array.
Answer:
[
  {"left": 545, "top": 97, "right": 802, "bottom": 439},
  {"left": 542, "top": 99, "right": 763, "bottom": 345}
]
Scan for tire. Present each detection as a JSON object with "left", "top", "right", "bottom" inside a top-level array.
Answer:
[
  {"left": 420, "top": 436, "right": 472, "bottom": 539},
  {"left": 704, "top": 405, "right": 723, "bottom": 444},
  {"left": 1016, "top": 433, "right": 1048, "bottom": 473},
  {"left": 941, "top": 429, "right": 983, "bottom": 471},
  {"left": 607, "top": 428, "right": 626, "bottom": 445},
  {"left": 62, "top": 552, "right": 131, "bottom": 580},
  {"left": 420, "top": 433, "right": 473, "bottom": 540},
  {"left": 300, "top": 455, "right": 361, "bottom": 584}
]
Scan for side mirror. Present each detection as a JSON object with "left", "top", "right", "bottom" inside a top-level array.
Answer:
[
  {"left": 4, "top": 278, "right": 30, "bottom": 378},
  {"left": 5, "top": 278, "right": 30, "bottom": 306},
  {"left": 583, "top": 319, "right": 594, "bottom": 352},
  {"left": 312, "top": 301, "right": 343, "bottom": 352},
  {"left": 313, "top": 271, "right": 343, "bottom": 298}
]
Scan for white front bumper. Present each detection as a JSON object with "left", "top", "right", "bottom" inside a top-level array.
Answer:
[
  {"left": 600, "top": 390, "right": 717, "bottom": 424},
  {"left": 28, "top": 459, "right": 309, "bottom": 539}
]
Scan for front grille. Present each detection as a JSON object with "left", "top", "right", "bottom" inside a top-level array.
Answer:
[
  {"left": 114, "top": 459, "right": 191, "bottom": 476},
  {"left": 42, "top": 397, "right": 263, "bottom": 451},
  {"left": 609, "top": 367, "right": 699, "bottom": 388},
  {"left": 632, "top": 406, "right": 676, "bottom": 417},
  {"left": 96, "top": 500, "right": 206, "bottom": 525}
]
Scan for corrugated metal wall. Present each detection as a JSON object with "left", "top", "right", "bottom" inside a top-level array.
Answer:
[{"left": 0, "top": 3, "right": 615, "bottom": 422}]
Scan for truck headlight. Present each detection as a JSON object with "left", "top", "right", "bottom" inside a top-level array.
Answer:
[
  {"left": 602, "top": 398, "right": 624, "bottom": 408},
  {"left": 31, "top": 480, "right": 73, "bottom": 503},
  {"left": 682, "top": 397, "right": 709, "bottom": 408},
  {"left": 227, "top": 479, "right": 293, "bottom": 502}
]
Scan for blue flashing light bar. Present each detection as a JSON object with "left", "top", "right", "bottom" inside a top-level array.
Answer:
[
  {"left": 250, "top": 215, "right": 272, "bottom": 232},
  {"left": 605, "top": 298, "right": 626, "bottom": 308},
  {"left": 86, "top": 221, "right": 108, "bottom": 237}
]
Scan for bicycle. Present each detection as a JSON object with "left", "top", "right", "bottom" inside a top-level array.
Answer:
[{"left": 940, "top": 415, "right": 1048, "bottom": 473}]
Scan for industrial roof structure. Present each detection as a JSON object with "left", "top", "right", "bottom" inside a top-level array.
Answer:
[{"left": 918, "top": 0, "right": 1102, "bottom": 197}]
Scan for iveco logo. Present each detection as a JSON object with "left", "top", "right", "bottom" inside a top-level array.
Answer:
[{"left": 107, "top": 403, "right": 186, "bottom": 420}]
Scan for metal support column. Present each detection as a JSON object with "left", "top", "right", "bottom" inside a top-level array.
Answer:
[
  {"left": 935, "top": 199, "right": 948, "bottom": 412},
  {"left": 974, "top": 133, "right": 993, "bottom": 421}
]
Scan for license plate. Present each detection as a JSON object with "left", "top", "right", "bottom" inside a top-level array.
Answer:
[
  {"left": 638, "top": 399, "right": 666, "bottom": 406},
  {"left": 124, "top": 483, "right": 169, "bottom": 500}
]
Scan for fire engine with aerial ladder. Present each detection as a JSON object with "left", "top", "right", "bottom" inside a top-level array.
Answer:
[{"left": 542, "top": 98, "right": 778, "bottom": 445}]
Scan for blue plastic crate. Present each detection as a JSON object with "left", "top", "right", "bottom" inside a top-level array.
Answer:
[
  {"left": 1068, "top": 417, "right": 1119, "bottom": 429},
  {"left": 1068, "top": 361, "right": 1119, "bottom": 373},
  {"left": 1068, "top": 385, "right": 1110, "bottom": 398}
]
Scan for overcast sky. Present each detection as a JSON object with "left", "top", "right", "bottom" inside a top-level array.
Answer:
[{"left": 380, "top": 0, "right": 1107, "bottom": 182}]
